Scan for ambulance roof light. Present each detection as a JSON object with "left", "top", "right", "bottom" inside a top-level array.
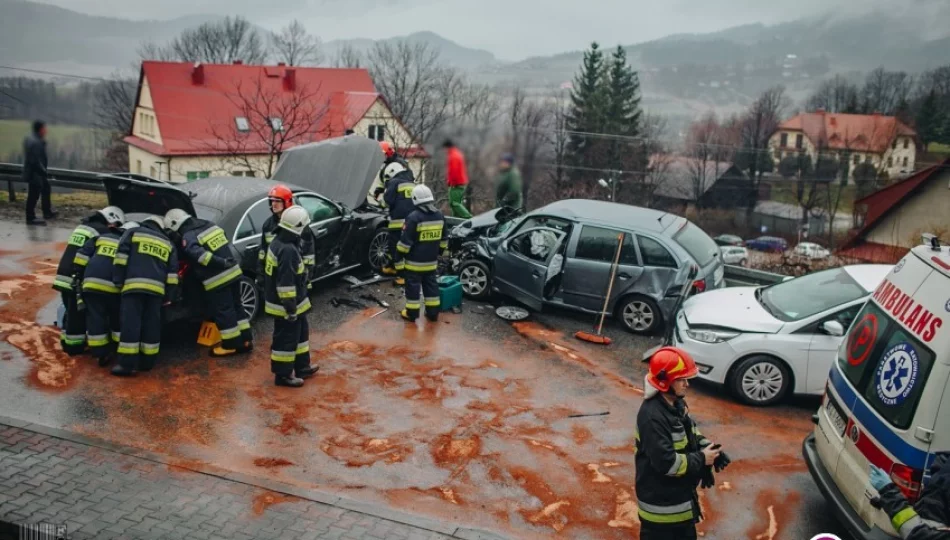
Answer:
[{"left": 922, "top": 233, "right": 940, "bottom": 251}]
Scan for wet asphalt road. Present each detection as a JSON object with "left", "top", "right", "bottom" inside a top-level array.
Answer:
[{"left": 0, "top": 222, "right": 850, "bottom": 539}]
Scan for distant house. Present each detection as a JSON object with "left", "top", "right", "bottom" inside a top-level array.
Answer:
[
  {"left": 768, "top": 111, "right": 916, "bottom": 183},
  {"left": 124, "top": 61, "right": 426, "bottom": 183},
  {"left": 837, "top": 158, "right": 950, "bottom": 264},
  {"left": 650, "top": 155, "right": 749, "bottom": 212}
]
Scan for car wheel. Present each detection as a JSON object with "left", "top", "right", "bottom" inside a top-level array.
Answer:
[
  {"left": 617, "top": 295, "right": 662, "bottom": 335},
  {"left": 458, "top": 259, "right": 491, "bottom": 300},
  {"left": 730, "top": 355, "right": 791, "bottom": 406},
  {"left": 238, "top": 276, "right": 260, "bottom": 320},
  {"left": 739, "top": 258, "right": 748, "bottom": 267},
  {"left": 366, "top": 228, "right": 389, "bottom": 271}
]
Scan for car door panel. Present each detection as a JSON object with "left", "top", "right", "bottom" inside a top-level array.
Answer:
[
  {"left": 493, "top": 228, "right": 565, "bottom": 311},
  {"left": 805, "top": 303, "right": 862, "bottom": 394},
  {"left": 296, "top": 194, "right": 345, "bottom": 274},
  {"left": 560, "top": 226, "right": 642, "bottom": 312},
  {"left": 231, "top": 198, "right": 272, "bottom": 277}
]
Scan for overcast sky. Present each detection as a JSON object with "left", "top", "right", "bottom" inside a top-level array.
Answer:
[{"left": 36, "top": 0, "right": 897, "bottom": 59}]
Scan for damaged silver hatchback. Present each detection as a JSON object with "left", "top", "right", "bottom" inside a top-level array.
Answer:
[{"left": 454, "top": 199, "right": 725, "bottom": 334}]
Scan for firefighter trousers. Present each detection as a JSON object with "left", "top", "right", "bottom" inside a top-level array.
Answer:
[
  {"left": 387, "top": 229, "right": 404, "bottom": 274},
  {"left": 639, "top": 521, "right": 697, "bottom": 540},
  {"left": 206, "top": 280, "right": 251, "bottom": 350},
  {"left": 270, "top": 315, "right": 311, "bottom": 377},
  {"left": 404, "top": 271, "right": 440, "bottom": 321},
  {"left": 60, "top": 291, "right": 87, "bottom": 355},
  {"left": 117, "top": 294, "right": 163, "bottom": 371},
  {"left": 84, "top": 292, "right": 119, "bottom": 359}
]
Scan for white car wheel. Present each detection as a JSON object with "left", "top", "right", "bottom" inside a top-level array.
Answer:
[{"left": 730, "top": 356, "right": 791, "bottom": 406}]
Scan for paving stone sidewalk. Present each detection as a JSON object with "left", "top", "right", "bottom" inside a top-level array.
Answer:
[{"left": 0, "top": 420, "right": 498, "bottom": 540}]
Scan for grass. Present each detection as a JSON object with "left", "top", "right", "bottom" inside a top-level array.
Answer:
[
  {"left": 928, "top": 142, "right": 950, "bottom": 154},
  {"left": 0, "top": 119, "right": 103, "bottom": 162},
  {"left": 762, "top": 180, "right": 857, "bottom": 214}
]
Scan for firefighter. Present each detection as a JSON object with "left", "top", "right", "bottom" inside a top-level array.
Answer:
[
  {"left": 263, "top": 205, "right": 318, "bottom": 388},
  {"left": 396, "top": 184, "right": 447, "bottom": 322},
  {"left": 636, "top": 347, "right": 727, "bottom": 540},
  {"left": 54, "top": 206, "right": 125, "bottom": 355},
  {"left": 110, "top": 215, "right": 178, "bottom": 377},
  {"left": 381, "top": 161, "right": 416, "bottom": 285},
  {"left": 370, "top": 141, "right": 409, "bottom": 206},
  {"left": 76, "top": 218, "right": 136, "bottom": 367},
  {"left": 871, "top": 453, "right": 950, "bottom": 539},
  {"left": 164, "top": 209, "right": 252, "bottom": 357},
  {"left": 256, "top": 184, "right": 316, "bottom": 290}
]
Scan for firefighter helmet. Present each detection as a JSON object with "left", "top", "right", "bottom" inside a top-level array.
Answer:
[
  {"left": 120, "top": 221, "right": 139, "bottom": 230},
  {"left": 163, "top": 209, "right": 191, "bottom": 232},
  {"left": 142, "top": 215, "right": 165, "bottom": 229},
  {"left": 646, "top": 347, "right": 698, "bottom": 392},
  {"left": 382, "top": 162, "right": 406, "bottom": 182},
  {"left": 411, "top": 184, "right": 434, "bottom": 206},
  {"left": 278, "top": 205, "right": 311, "bottom": 236},
  {"left": 267, "top": 184, "right": 295, "bottom": 209},
  {"left": 380, "top": 141, "right": 395, "bottom": 158},
  {"left": 97, "top": 206, "right": 125, "bottom": 225}
]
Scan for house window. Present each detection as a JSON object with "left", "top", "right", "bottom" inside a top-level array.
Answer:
[
  {"left": 235, "top": 117, "right": 250, "bottom": 133},
  {"left": 903, "top": 156, "right": 908, "bottom": 167},
  {"left": 865, "top": 155, "right": 872, "bottom": 163},
  {"left": 780, "top": 133, "right": 788, "bottom": 147},
  {"left": 853, "top": 154, "right": 860, "bottom": 165},
  {"left": 887, "top": 157, "right": 893, "bottom": 167},
  {"left": 903, "top": 138, "right": 909, "bottom": 149},
  {"left": 892, "top": 140, "right": 897, "bottom": 150},
  {"left": 186, "top": 171, "right": 211, "bottom": 181},
  {"left": 368, "top": 124, "right": 385, "bottom": 141},
  {"left": 795, "top": 134, "right": 803, "bottom": 150},
  {"left": 269, "top": 117, "right": 284, "bottom": 132},
  {"left": 136, "top": 160, "right": 142, "bottom": 174},
  {"left": 150, "top": 166, "right": 156, "bottom": 178},
  {"left": 231, "top": 170, "right": 256, "bottom": 177}
]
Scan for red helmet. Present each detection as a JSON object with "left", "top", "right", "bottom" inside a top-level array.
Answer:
[
  {"left": 379, "top": 141, "right": 395, "bottom": 158},
  {"left": 646, "top": 347, "right": 698, "bottom": 392},
  {"left": 267, "top": 184, "right": 294, "bottom": 209}
]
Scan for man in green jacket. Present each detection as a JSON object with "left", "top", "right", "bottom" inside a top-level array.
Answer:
[{"left": 494, "top": 153, "right": 523, "bottom": 210}]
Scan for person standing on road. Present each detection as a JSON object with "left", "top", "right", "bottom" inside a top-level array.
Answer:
[
  {"left": 494, "top": 153, "right": 523, "bottom": 211},
  {"left": 53, "top": 206, "right": 123, "bottom": 355},
  {"left": 22, "top": 120, "right": 55, "bottom": 226},
  {"left": 263, "top": 205, "right": 318, "bottom": 388},
  {"left": 870, "top": 453, "right": 950, "bottom": 539},
  {"left": 396, "top": 184, "right": 447, "bottom": 323},
  {"left": 257, "top": 185, "right": 316, "bottom": 291},
  {"left": 636, "top": 347, "right": 728, "bottom": 540},
  {"left": 164, "top": 209, "right": 252, "bottom": 358},
  {"left": 381, "top": 161, "right": 416, "bottom": 286},
  {"left": 110, "top": 215, "right": 179, "bottom": 377},
  {"left": 443, "top": 139, "right": 471, "bottom": 219}
]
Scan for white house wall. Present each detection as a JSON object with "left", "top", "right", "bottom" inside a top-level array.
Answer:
[{"left": 864, "top": 171, "right": 950, "bottom": 247}]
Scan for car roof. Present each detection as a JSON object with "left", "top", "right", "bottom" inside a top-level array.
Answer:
[
  {"left": 842, "top": 264, "right": 892, "bottom": 292},
  {"left": 533, "top": 199, "right": 682, "bottom": 233},
  {"left": 187, "top": 176, "right": 308, "bottom": 213}
]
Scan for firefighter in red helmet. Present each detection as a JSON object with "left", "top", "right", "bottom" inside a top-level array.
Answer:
[
  {"left": 635, "top": 347, "right": 730, "bottom": 540},
  {"left": 256, "top": 185, "right": 317, "bottom": 291}
]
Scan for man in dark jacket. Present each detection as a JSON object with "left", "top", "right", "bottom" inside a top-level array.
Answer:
[
  {"left": 165, "top": 209, "right": 252, "bottom": 358},
  {"left": 54, "top": 206, "right": 124, "bottom": 355},
  {"left": 256, "top": 184, "right": 316, "bottom": 290},
  {"left": 494, "top": 153, "right": 523, "bottom": 210},
  {"left": 382, "top": 162, "right": 416, "bottom": 285},
  {"left": 111, "top": 215, "right": 178, "bottom": 377},
  {"left": 22, "top": 120, "right": 55, "bottom": 225},
  {"left": 636, "top": 347, "right": 727, "bottom": 540},
  {"left": 871, "top": 454, "right": 950, "bottom": 539},
  {"left": 263, "top": 205, "right": 318, "bottom": 388},
  {"left": 396, "top": 184, "right": 447, "bottom": 323}
]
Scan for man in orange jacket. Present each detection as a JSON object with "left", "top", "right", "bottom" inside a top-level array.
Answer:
[{"left": 443, "top": 139, "right": 471, "bottom": 218}]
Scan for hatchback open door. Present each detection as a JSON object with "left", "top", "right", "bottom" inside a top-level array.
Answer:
[{"left": 492, "top": 227, "right": 566, "bottom": 311}]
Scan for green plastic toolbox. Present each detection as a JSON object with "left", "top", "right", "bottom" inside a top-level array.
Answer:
[{"left": 438, "top": 275, "right": 463, "bottom": 311}]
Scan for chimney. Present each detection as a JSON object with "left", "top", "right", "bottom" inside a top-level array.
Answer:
[
  {"left": 191, "top": 62, "right": 204, "bottom": 85},
  {"left": 284, "top": 68, "right": 296, "bottom": 91},
  {"left": 233, "top": 60, "right": 243, "bottom": 65},
  {"left": 277, "top": 62, "right": 286, "bottom": 67}
]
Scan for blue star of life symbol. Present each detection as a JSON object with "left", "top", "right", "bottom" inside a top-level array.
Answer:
[{"left": 882, "top": 356, "right": 909, "bottom": 393}]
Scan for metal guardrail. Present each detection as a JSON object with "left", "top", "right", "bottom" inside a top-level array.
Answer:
[
  {"left": 0, "top": 162, "right": 110, "bottom": 193},
  {"left": 723, "top": 264, "right": 788, "bottom": 287}
]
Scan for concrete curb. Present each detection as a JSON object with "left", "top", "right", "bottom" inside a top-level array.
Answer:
[{"left": 0, "top": 415, "right": 509, "bottom": 540}]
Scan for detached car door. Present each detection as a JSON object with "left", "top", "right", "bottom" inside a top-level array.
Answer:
[{"left": 492, "top": 227, "right": 566, "bottom": 311}]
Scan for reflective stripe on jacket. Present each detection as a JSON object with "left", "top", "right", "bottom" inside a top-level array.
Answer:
[
  {"left": 263, "top": 233, "right": 310, "bottom": 318},
  {"left": 112, "top": 221, "right": 178, "bottom": 298},
  {"left": 397, "top": 207, "right": 447, "bottom": 273},
  {"left": 257, "top": 214, "right": 316, "bottom": 277},
  {"left": 879, "top": 483, "right": 950, "bottom": 539},
  {"left": 78, "top": 230, "right": 122, "bottom": 294},
  {"left": 179, "top": 218, "right": 242, "bottom": 291},
  {"left": 54, "top": 218, "right": 110, "bottom": 292}
]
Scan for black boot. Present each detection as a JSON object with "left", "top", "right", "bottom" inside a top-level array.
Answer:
[
  {"left": 425, "top": 313, "right": 439, "bottom": 323},
  {"left": 111, "top": 365, "right": 135, "bottom": 377},
  {"left": 138, "top": 358, "right": 155, "bottom": 372},
  {"left": 236, "top": 341, "right": 254, "bottom": 354},
  {"left": 296, "top": 365, "right": 319, "bottom": 379},
  {"left": 275, "top": 375, "right": 304, "bottom": 388},
  {"left": 97, "top": 354, "right": 113, "bottom": 367}
]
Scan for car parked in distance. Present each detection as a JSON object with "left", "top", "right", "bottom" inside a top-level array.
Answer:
[
  {"left": 719, "top": 246, "right": 749, "bottom": 266},
  {"left": 714, "top": 234, "right": 744, "bottom": 247},
  {"left": 745, "top": 235, "right": 789, "bottom": 253},
  {"left": 792, "top": 242, "right": 831, "bottom": 260},
  {"left": 670, "top": 264, "right": 891, "bottom": 406},
  {"left": 454, "top": 199, "right": 725, "bottom": 334}
]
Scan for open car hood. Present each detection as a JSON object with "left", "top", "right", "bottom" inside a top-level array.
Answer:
[
  {"left": 271, "top": 136, "right": 385, "bottom": 210},
  {"left": 102, "top": 175, "right": 196, "bottom": 217}
]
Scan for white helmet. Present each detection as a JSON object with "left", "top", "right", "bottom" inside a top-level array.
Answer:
[
  {"left": 120, "top": 221, "right": 140, "bottom": 230},
  {"left": 411, "top": 184, "right": 434, "bottom": 206},
  {"left": 383, "top": 162, "right": 407, "bottom": 182},
  {"left": 164, "top": 209, "right": 191, "bottom": 232},
  {"left": 143, "top": 215, "right": 165, "bottom": 228},
  {"left": 278, "top": 205, "right": 311, "bottom": 236},
  {"left": 98, "top": 206, "right": 125, "bottom": 225}
]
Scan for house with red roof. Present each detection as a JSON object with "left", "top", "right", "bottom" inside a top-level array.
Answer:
[
  {"left": 124, "top": 61, "right": 426, "bottom": 183},
  {"left": 768, "top": 111, "right": 917, "bottom": 183},
  {"left": 837, "top": 158, "right": 950, "bottom": 264}
]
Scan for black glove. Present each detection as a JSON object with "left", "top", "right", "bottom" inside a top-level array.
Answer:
[
  {"left": 373, "top": 187, "right": 385, "bottom": 197},
  {"left": 700, "top": 466, "right": 715, "bottom": 489},
  {"left": 714, "top": 451, "right": 731, "bottom": 473},
  {"left": 286, "top": 313, "right": 297, "bottom": 322},
  {"left": 215, "top": 256, "right": 237, "bottom": 268}
]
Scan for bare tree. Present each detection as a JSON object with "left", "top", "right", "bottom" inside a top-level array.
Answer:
[
  {"left": 92, "top": 74, "right": 137, "bottom": 171},
  {"left": 861, "top": 68, "right": 914, "bottom": 115},
  {"left": 547, "top": 91, "right": 572, "bottom": 201},
  {"left": 137, "top": 41, "right": 176, "bottom": 62},
  {"left": 736, "top": 86, "right": 790, "bottom": 215},
  {"left": 686, "top": 112, "right": 722, "bottom": 207},
  {"left": 270, "top": 20, "right": 322, "bottom": 66},
  {"left": 506, "top": 87, "right": 553, "bottom": 208},
  {"left": 806, "top": 75, "right": 860, "bottom": 113},
  {"left": 333, "top": 44, "right": 363, "bottom": 68},
  {"left": 159, "top": 16, "right": 267, "bottom": 65}
]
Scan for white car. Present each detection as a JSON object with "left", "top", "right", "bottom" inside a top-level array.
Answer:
[
  {"left": 719, "top": 246, "right": 749, "bottom": 266},
  {"left": 792, "top": 242, "right": 830, "bottom": 260},
  {"left": 670, "top": 264, "right": 891, "bottom": 406}
]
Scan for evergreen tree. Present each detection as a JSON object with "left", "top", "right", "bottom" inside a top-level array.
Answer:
[
  {"left": 915, "top": 90, "right": 940, "bottom": 146},
  {"left": 604, "top": 46, "right": 641, "bottom": 138},
  {"left": 566, "top": 42, "right": 608, "bottom": 171}
]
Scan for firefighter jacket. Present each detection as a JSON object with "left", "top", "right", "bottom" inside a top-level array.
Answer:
[
  {"left": 263, "top": 230, "right": 311, "bottom": 319},
  {"left": 635, "top": 395, "right": 710, "bottom": 526},
  {"left": 257, "top": 213, "right": 316, "bottom": 280},
  {"left": 112, "top": 220, "right": 179, "bottom": 299},
  {"left": 396, "top": 205, "right": 447, "bottom": 273},
  {"left": 77, "top": 228, "right": 123, "bottom": 295},
  {"left": 383, "top": 170, "right": 416, "bottom": 231},
  {"left": 178, "top": 217, "right": 242, "bottom": 292},
  {"left": 878, "top": 473, "right": 950, "bottom": 539},
  {"left": 53, "top": 215, "right": 112, "bottom": 292}
]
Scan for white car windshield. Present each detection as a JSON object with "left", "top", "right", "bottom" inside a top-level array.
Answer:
[{"left": 757, "top": 268, "right": 867, "bottom": 322}]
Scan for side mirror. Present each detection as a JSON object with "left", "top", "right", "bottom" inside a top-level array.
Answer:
[{"left": 822, "top": 320, "right": 845, "bottom": 337}]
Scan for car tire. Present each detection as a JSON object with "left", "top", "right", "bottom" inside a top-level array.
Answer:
[
  {"left": 366, "top": 228, "right": 390, "bottom": 271},
  {"left": 458, "top": 259, "right": 491, "bottom": 300},
  {"left": 729, "top": 355, "right": 791, "bottom": 406},
  {"left": 616, "top": 295, "right": 662, "bottom": 335},
  {"left": 739, "top": 258, "right": 748, "bottom": 267},
  {"left": 237, "top": 275, "right": 260, "bottom": 320}
]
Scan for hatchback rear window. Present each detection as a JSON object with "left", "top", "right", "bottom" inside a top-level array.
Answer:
[
  {"left": 672, "top": 222, "right": 718, "bottom": 267},
  {"left": 838, "top": 302, "right": 936, "bottom": 429}
]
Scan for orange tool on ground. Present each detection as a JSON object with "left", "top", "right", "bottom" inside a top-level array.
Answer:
[{"left": 575, "top": 232, "right": 624, "bottom": 345}]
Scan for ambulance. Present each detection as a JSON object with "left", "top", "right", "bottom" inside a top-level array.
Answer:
[{"left": 804, "top": 236, "right": 950, "bottom": 539}]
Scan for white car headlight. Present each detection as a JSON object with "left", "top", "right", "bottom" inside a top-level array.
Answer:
[{"left": 685, "top": 329, "right": 740, "bottom": 343}]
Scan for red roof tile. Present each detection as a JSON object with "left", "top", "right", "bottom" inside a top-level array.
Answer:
[
  {"left": 837, "top": 242, "right": 910, "bottom": 264},
  {"left": 777, "top": 112, "right": 916, "bottom": 153}
]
